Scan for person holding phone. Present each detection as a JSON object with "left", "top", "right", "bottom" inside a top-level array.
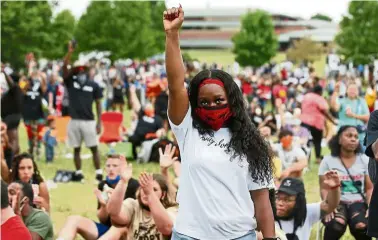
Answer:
[
  {"left": 8, "top": 181, "right": 54, "bottom": 240},
  {"left": 164, "top": 5, "right": 276, "bottom": 240},
  {"left": 1, "top": 180, "right": 32, "bottom": 240},
  {"left": 11, "top": 153, "right": 50, "bottom": 213}
]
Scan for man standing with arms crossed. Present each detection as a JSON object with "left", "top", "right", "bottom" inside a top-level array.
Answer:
[
  {"left": 63, "top": 41, "right": 103, "bottom": 182},
  {"left": 365, "top": 110, "right": 378, "bottom": 238}
]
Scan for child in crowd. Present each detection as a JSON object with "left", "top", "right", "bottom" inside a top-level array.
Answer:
[{"left": 43, "top": 116, "right": 57, "bottom": 163}]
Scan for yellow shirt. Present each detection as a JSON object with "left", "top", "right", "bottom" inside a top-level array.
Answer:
[
  {"left": 273, "top": 156, "right": 282, "bottom": 179},
  {"left": 365, "top": 88, "right": 376, "bottom": 108}
]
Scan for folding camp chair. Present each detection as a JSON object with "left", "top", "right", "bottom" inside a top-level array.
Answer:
[
  {"left": 99, "top": 112, "right": 124, "bottom": 154},
  {"left": 55, "top": 116, "right": 71, "bottom": 143},
  {"left": 53, "top": 116, "right": 71, "bottom": 156}
]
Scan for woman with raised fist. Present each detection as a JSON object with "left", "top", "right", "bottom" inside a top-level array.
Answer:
[{"left": 164, "top": 5, "right": 276, "bottom": 240}]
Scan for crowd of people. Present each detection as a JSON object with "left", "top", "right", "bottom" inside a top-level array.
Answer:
[{"left": 1, "top": 5, "right": 378, "bottom": 240}]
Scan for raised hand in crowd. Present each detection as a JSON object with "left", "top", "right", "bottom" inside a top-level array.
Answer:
[
  {"left": 163, "top": 4, "right": 184, "bottom": 33},
  {"left": 139, "top": 172, "right": 154, "bottom": 196},
  {"left": 159, "top": 144, "right": 179, "bottom": 198},
  {"left": 320, "top": 170, "right": 341, "bottom": 222},
  {"left": 159, "top": 144, "right": 178, "bottom": 169},
  {"left": 63, "top": 41, "right": 75, "bottom": 79},
  {"left": 120, "top": 155, "right": 133, "bottom": 183},
  {"left": 9, "top": 188, "right": 22, "bottom": 216},
  {"left": 106, "top": 155, "right": 133, "bottom": 224},
  {"left": 322, "top": 170, "right": 341, "bottom": 190}
]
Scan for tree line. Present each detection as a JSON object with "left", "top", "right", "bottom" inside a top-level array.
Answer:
[
  {"left": 1, "top": 0, "right": 165, "bottom": 70},
  {"left": 232, "top": 1, "right": 378, "bottom": 67},
  {"left": 2, "top": 0, "right": 378, "bottom": 70}
]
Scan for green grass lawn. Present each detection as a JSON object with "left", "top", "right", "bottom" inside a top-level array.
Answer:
[
  {"left": 18, "top": 125, "right": 355, "bottom": 240},
  {"left": 185, "top": 50, "right": 326, "bottom": 77}
]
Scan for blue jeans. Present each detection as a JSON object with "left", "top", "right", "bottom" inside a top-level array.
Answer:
[
  {"left": 171, "top": 230, "right": 256, "bottom": 240},
  {"left": 45, "top": 145, "right": 54, "bottom": 163}
]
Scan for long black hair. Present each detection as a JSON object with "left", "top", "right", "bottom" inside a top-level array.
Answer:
[
  {"left": 188, "top": 69, "right": 274, "bottom": 183},
  {"left": 11, "top": 153, "right": 44, "bottom": 184},
  {"left": 329, "top": 125, "right": 362, "bottom": 157},
  {"left": 274, "top": 192, "right": 307, "bottom": 231}
]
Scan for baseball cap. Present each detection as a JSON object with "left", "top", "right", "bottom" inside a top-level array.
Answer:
[
  {"left": 278, "top": 178, "right": 305, "bottom": 196},
  {"left": 72, "top": 65, "right": 88, "bottom": 74}
]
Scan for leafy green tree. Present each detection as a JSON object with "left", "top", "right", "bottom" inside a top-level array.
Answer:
[
  {"left": 1, "top": 1, "right": 53, "bottom": 69},
  {"left": 335, "top": 1, "right": 378, "bottom": 64},
  {"left": 286, "top": 37, "right": 324, "bottom": 63},
  {"left": 46, "top": 10, "right": 76, "bottom": 60},
  {"left": 149, "top": 1, "right": 166, "bottom": 54},
  {"left": 75, "top": 1, "right": 164, "bottom": 61},
  {"left": 232, "top": 10, "right": 278, "bottom": 67},
  {"left": 311, "top": 13, "right": 332, "bottom": 22}
]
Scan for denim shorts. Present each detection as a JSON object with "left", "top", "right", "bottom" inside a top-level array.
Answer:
[{"left": 171, "top": 230, "right": 256, "bottom": 240}]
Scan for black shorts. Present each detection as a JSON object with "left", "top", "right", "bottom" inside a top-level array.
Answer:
[
  {"left": 2, "top": 113, "right": 21, "bottom": 130},
  {"left": 112, "top": 96, "right": 125, "bottom": 104}
]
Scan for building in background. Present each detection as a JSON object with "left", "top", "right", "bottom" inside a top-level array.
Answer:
[{"left": 181, "top": 8, "right": 338, "bottom": 50}]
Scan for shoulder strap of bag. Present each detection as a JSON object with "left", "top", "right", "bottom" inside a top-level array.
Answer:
[{"left": 339, "top": 156, "right": 368, "bottom": 206}]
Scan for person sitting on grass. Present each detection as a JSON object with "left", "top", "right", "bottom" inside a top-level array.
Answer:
[
  {"left": 57, "top": 154, "right": 139, "bottom": 240},
  {"left": 1, "top": 180, "right": 32, "bottom": 240},
  {"left": 8, "top": 181, "right": 54, "bottom": 240},
  {"left": 273, "top": 129, "right": 308, "bottom": 180},
  {"left": 11, "top": 153, "right": 50, "bottom": 213},
  {"left": 275, "top": 175, "right": 341, "bottom": 240},
  {"left": 128, "top": 86, "right": 165, "bottom": 160},
  {"left": 319, "top": 125, "right": 373, "bottom": 240},
  {"left": 106, "top": 160, "right": 178, "bottom": 239}
]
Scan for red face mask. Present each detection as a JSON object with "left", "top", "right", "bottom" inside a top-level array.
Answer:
[
  {"left": 195, "top": 104, "right": 232, "bottom": 131},
  {"left": 280, "top": 135, "right": 293, "bottom": 149},
  {"left": 195, "top": 78, "right": 233, "bottom": 131}
]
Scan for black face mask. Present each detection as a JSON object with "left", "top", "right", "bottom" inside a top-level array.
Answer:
[{"left": 77, "top": 73, "right": 88, "bottom": 85}]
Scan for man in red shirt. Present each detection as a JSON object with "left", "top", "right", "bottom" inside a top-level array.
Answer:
[{"left": 1, "top": 180, "right": 31, "bottom": 240}]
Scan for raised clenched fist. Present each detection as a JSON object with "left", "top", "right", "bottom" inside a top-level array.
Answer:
[{"left": 163, "top": 5, "right": 184, "bottom": 33}]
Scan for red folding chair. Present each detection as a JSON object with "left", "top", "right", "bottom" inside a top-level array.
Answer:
[{"left": 99, "top": 112, "right": 124, "bottom": 153}]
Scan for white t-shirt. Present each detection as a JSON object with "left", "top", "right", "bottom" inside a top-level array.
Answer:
[
  {"left": 273, "top": 144, "right": 306, "bottom": 171},
  {"left": 319, "top": 154, "right": 369, "bottom": 203},
  {"left": 275, "top": 203, "right": 321, "bottom": 240},
  {"left": 169, "top": 106, "right": 269, "bottom": 240}
]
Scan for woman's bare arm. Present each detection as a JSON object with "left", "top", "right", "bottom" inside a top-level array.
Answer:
[
  {"left": 164, "top": 6, "right": 189, "bottom": 125},
  {"left": 39, "top": 182, "right": 50, "bottom": 213},
  {"left": 251, "top": 189, "right": 276, "bottom": 238}
]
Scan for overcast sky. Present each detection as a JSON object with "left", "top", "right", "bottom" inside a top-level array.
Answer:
[{"left": 54, "top": 0, "right": 351, "bottom": 22}]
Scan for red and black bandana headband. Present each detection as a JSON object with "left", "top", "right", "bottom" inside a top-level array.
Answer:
[{"left": 199, "top": 78, "right": 224, "bottom": 89}]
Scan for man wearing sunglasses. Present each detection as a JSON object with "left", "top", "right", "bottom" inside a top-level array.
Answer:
[{"left": 274, "top": 172, "right": 341, "bottom": 240}]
